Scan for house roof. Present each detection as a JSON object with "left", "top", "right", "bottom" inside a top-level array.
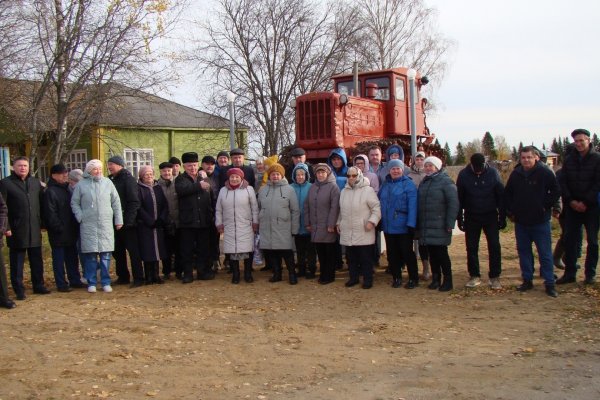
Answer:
[
  {"left": 0, "top": 79, "right": 244, "bottom": 132},
  {"left": 93, "top": 83, "right": 237, "bottom": 130}
]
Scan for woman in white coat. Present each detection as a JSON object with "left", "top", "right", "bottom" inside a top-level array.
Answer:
[
  {"left": 215, "top": 168, "right": 259, "bottom": 283},
  {"left": 337, "top": 167, "right": 381, "bottom": 289}
]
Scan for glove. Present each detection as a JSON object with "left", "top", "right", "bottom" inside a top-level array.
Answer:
[{"left": 498, "top": 218, "right": 507, "bottom": 230}]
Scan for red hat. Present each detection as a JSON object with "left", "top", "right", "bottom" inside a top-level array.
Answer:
[{"left": 227, "top": 167, "right": 244, "bottom": 179}]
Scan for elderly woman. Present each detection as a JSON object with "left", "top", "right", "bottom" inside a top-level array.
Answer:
[
  {"left": 258, "top": 163, "right": 300, "bottom": 284},
  {"left": 337, "top": 166, "right": 381, "bottom": 289},
  {"left": 417, "top": 156, "right": 459, "bottom": 292},
  {"left": 379, "top": 159, "right": 419, "bottom": 288},
  {"left": 137, "top": 165, "right": 169, "bottom": 284},
  {"left": 305, "top": 163, "right": 340, "bottom": 284},
  {"left": 290, "top": 163, "right": 317, "bottom": 278},
  {"left": 71, "top": 160, "right": 123, "bottom": 293},
  {"left": 216, "top": 167, "right": 259, "bottom": 284}
]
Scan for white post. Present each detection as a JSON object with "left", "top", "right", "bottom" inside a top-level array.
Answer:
[
  {"left": 407, "top": 69, "right": 417, "bottom": 159},
  {"left": 226, "top": 91, "right": 236, "bottom": 150}
]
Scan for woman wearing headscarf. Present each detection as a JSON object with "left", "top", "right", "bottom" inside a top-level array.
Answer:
[
  {"left": 71, "top": 160, "right": 123, "bottom": 293},
  {"left": 305, "top": 163, "right": 340, "bottom": 284},
  {"left": 379, "top": 159, "right": 419, "bottom": 288},
  {"left": 258, "top": 163, "right": 300, "bottom": 284},
  {"left": 337, "top": 166, "right": 381, "bottom": 289},
  {"left": 417, "top": 156, "right": 459, "bottom": 292},
  {"left": 137, "top": 165, "right": 169, "bottom": 284},
  {"left": 215, "top": 167, "right": 259, "bottom": 284}
]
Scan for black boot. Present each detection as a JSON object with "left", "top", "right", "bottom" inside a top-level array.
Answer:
[
  {"left": 306, "top": 266, "right": 316, "bottom": 279},
  {"left": 516, "top": 280, "right": 533, "bottom": 292},
  {"left": 243, "top": 258, "right": 254, "bottom": 283},
  {"left": 269, "top": 260, "right": 282, "bottom": 282},
  {"left": 428, "top": 274, "right": 440, "bottom": 290},
  {"left": 545, "top": 285, "right": 558, "bottom": 297},
  {"left": 439, "top": 275, "right": 453, "bottom": 292},
  {"left": 297, "top": 264, "right": 306, "bottom": 278},
  {"left": 288, "top": 267, "right": 298, "bottom": 285},
  {"left": 392, "top": 277, "right": 402, "bottom": 288},
  {"left": 144, "top": 263, "right": 153, "bottom": 285},
  {"left": 231, "top": 260, "right": 240, "bottom": 284}
]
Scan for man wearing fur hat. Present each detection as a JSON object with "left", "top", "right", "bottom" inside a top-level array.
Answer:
[
  {"left": 557, "top": 128, "right": 600, "bottom": 285},
  {"left": 175, "top": 152, "right": 215, "bottom": 283},
  {"left": 456, "top": 153, "right": 505, "bottom": 290},
  {"left": 108, "top": 155, "right": 144, "bottom": 287}
]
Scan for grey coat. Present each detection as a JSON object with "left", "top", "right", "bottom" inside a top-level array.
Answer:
[
  {"left": 304, "top": 171, "right": 340, "bottom": 243},
  {"left": 258, "top": 178, "right": 299, "bottom": 250},
  {"left": 71, "top": 173, "right": 123, "bottom": 253},
  {"left": 417, "top": 170, "right": 459, "bottom": 246}
]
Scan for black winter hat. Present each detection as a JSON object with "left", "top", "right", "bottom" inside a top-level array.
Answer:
[
  {"left": 50, "top": 164, "right": 68, "bottom": 174},
  {"left": 181, "top": 152, "right": 199, "bottom": 163},
  {"left": 107, "top": 155, "right": 125, "bottom": 167},
  {"left": 159, "top": 162, "right": 173, "bottom": 170},
  {"left": 168, "top": 156, "right": 181, "bottom": 165}
]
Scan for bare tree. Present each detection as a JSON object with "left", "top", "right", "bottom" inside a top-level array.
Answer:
[
  {"left": 192, "top": 0, "right": 362, "bottom": 156},
  {"left": 354, "top": 0, "right": 453, "bottom": 87},
  {"left": 4, "top": 0, "right": 186, "bottom": 169}
]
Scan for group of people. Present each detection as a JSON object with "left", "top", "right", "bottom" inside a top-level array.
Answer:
[{"left": 0, "top": 128, "right": 598, "bottom": 310}]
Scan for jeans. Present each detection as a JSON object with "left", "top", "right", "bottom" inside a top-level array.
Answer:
[
  {"left": 464, "top": 215, "right": 501, "bottom": 279},
  {"left": 51, "top": 245, "right": 82, "bottom": 289},
  {"left": 9, "top": 247, "right": 45, "bottom": 296},
  {"left": 563, "top": 206, "right": 599, "bottom": 279},
  {"left": 82, "top": 252, "right": 112, "bottom": 287},
  {"left": 515, "top": 222, "right": 554, "bottom": 285}
]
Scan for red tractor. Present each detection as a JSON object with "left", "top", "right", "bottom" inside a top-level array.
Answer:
[{"left": 289, "top": 67, "right": 441, "bottom": 164}]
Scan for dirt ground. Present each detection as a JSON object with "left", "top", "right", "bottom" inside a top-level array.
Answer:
[{"left": 1, "top": 231, "right": 599, "bottom": 400}]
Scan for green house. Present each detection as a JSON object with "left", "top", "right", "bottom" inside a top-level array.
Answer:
[{"left": 0, "top": 80, "right": 247, "bottom": 178}]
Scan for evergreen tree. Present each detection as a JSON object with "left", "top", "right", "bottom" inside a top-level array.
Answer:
[
  {"left": 592, "top": 133, "right": 600, "bottom": 149},
  {"left": 455, "top": 142, "right": 466, "bottom": 165},
  {"left": 511, "top": 146, "right": 518, "bottom": 161},
  {"left": 518, "top": 141, "right": 524, "bottom": 152},
  {"left": 482, "top": 131, "right": 497, "bottom": 160},
  {"left": 443, "top": 142, "right": 452, "bottom": 165}
]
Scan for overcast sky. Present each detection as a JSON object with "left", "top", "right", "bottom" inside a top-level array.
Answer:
[
  {"left": 424, "top": 0, "right": 600, "bottom": 150},
  {"left": 162, "top": 0, "right": 600, "bottom": 152}
]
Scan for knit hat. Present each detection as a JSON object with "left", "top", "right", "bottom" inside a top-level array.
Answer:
[
  {"left": 85, "top": 159, "right": 103, "bottom": 173},
  {"left": 138, "top": 165, "right": 154, "bottom": 179},
  {"left": 313, "top": 163, "right": 331, "bottom": 174},
  {"left": 107, "top": 155, "right": 125, "bottom": 167},
  {"left": 387, "top": 159, "right": 404, "bottom": 170},
  {"left": 571, "top": 128, "right": 590, "bottom": 138},
  {"left": 181, "top": 152, "right": 199, "bottom": 163},
  {"left": 424, "top": 156, "right": 442, "bottom": 171},
  {"left": 68, "top": 169, "right": 84, "bottom": 182},
  {"left": 168, "top": 156, "right": 181, "bottom": 165},
  {"left": 267, "top": 163, "right": 285, "bottom": 178},
  {"left": 159, "top": 162, "right": 173, "bottom": 170},
  {"left": 50, "top": 164, "right": 67, "bottom": 174},
  {"left": 470, "top": 153, "right": 485, "bottom": 173},
  {"left": 227, "top": 167, "right": 245, "bottom": 179}
]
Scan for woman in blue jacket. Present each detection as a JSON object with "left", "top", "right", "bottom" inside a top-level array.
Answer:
[
  {"left": 290, "top": 163, "right": 317, "bottom": 278},
  {"left": 378, "top": 159, "right": 419, "bottom": 288}
]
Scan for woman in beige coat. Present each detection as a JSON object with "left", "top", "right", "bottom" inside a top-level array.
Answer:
[{"left": 337, "top": 167, "right": 381, "bottom": 288}]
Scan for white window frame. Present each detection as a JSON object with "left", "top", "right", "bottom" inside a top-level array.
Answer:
[
  {"left": 124, "top": 148, "right": 153, "bottom": 178},
  {"left": 65, "top": 149, "right": 88, "bottom": 172}
]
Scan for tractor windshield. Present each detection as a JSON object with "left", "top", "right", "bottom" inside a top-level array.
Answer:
[
  {"left": 365, "top": 77, "right": 390, "bottom": 100},
  {"left": 336, "top": 80, "right": 360, "bottom": 96}
]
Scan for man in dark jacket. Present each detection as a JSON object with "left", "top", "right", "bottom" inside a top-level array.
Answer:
[
  {"left": 457, "top": 153, "right": 506, "bottom": 289},
  {"left": 557, "top": 128, "right": 600, "bottom": 285},
  {"left": 43, "top": 164, "right": 84, "bottom": 292},
  {"left": 285, "top": 147, "right": 315, "bottom": 183},
  {"left": 107, "top": 155, "right": 144, "bottom": 287},
  {"left": 505, "top": 146, "right": 561, "bottom": 297},
  {"left": 175, "top": 152, "right": 214, "bottom": 283},
  {"left": 0, "top": 156, "right": 50, "bottom": 299},
  {"left": 218, "top": 148, "right": 256, "bottom": 189}
]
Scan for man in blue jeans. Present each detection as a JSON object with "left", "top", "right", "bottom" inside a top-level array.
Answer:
[
  {"left": 505, "top": 146, "right": 561, "bottom": 297},
  {"left": 557, "top": 128, "right": 600, "bottom": 285}
]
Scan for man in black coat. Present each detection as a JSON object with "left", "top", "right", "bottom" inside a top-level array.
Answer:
[
  {"left": 557, "top": 128, "right": 600, "bottom": 285},
  {"left": 107, "top": 155, "right": 144, "bottom": 287},
  {"left": 456, "top": 153, "right": 505, "bottom": 289},
  {"left": 505, "top": 146, "right": 561, "bottom": 297},
  {"left": 43, "top": 164, "right": 85, "bottom": 292},
  {"left": 285, "top": 147, "right": 315, "bottom": 183},
  {"left": 0, "top": 156, "right": 50, "bottom": 299},
  {"left": 175, "top": 152, "right": 214, "bottom": 283},
  {"left": 218, "top": 148, "right": 256, "bottom": 189}
]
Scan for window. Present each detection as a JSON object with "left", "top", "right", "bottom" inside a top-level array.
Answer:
[
  {"left": 336, "top": 80, "right": 361, "bottom": 96},
  {"left": 395, "top": 78, "right": 406, "bottom": 102},
  {"left": 65, "top": 149, "right": 88, "bottom": 171},
  {"left": 124, "top": 148, "right": 153, "bottom": 178},
  {"left": 365, "top": 77, "right": 390, "bottom": 100}
]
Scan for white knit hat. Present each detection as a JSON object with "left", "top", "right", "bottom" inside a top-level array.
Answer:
[{"left": 423, "top": 156, "right": 442, "bottom": 171}]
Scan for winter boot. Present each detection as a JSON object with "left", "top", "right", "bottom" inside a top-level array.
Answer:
[
  {"left": 428, "top": 274, "right": 440, "bottom": 290},
  {"left": 553, "top": 240, "right": 565, "bottom": 270},
  {"left": 438, "top": 274, "right": 453, "bottom": 292},
  {"left": 269, "top": 261, "right": 282, "bottom": 282},
  {"left": 306, "top": 265, "right": 316, "bottom": 279},
  {"left": 288, "top": 266, "right": 298, "bottom": 285},
  {"left": 244, "top": 258, "right": 254, "bottom": 283},
  {"left": 297, "top": 264, "right": 306, "bottom": 278},
  {"left": 230, "top": 260, "right": 240, "bottom": 284},
  {"left": 144, "top": 263, "right": 153, "bottom": 285}
]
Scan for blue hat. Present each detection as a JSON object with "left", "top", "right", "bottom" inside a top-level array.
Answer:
[{"left": 387, "top": 159, "right": 403, "bottom": 170}]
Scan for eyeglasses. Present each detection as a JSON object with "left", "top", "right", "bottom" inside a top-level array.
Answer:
[{"left": 347, "top": 174, "right": 358, "bottom": 178}]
